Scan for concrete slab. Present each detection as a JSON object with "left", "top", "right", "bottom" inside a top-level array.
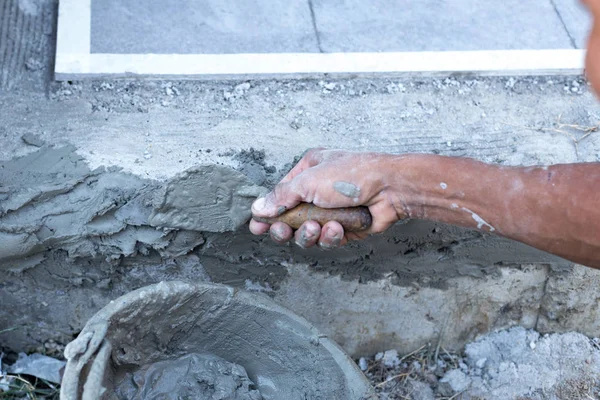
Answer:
[
  {"left": 311, "top": 0, "right": 575, "bottom": 52},
  {"left": 552, "top": 0, "right": 593, "bottom": 48},
  {"left": 90, "top": 0, "right": 319, "bottom": 54}
]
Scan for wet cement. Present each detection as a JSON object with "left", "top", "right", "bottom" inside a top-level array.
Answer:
[
  {"left": 60, "top": 282, "right": 372, "bottom": 400},
  {"left": 114, "top": 353, "right": 262, "bottom": 400},
  {"left": 0, "top": 143, "right": 570, "bottom": 354}
]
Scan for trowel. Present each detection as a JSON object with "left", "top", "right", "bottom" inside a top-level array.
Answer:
[{"left": 147, "top": 164, "right": 372, "bottom": 233}]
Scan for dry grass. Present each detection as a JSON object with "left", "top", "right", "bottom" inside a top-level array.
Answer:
[
  {"left": 503, "top": 113, "right": 600, "bottom": 158},
  {"left": 0, "top": 374, "right": 59, "bottom": 399},
  {"left": 539, "top": 113, "right": 600, "bottom": 158},
  {"left": 361, "top": 342, "right": 462, "bottom": 399}
]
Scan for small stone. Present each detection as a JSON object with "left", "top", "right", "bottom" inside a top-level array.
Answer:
[
  {"left": 358, "top": 357, "right": 368, "bottom": 371},
  {"left": 143, "top": 151, "right": 152, "bottom": 160},
  {"left": 446, "top": 141, "right": 452, "bottom": 147},
  {"left": 481, "top": 112, "right": 487, "bottom": 118},
  {"left": 476, "top": 358, "right": 487, "bottom": 368},
  {"left": 381, "top": 350, "right": 400, "bottom": 368},
  {"left": 234, "top": 82, "right": 251, "bottom": 93},
  {"left": 505, "top": 78, "right": 516, "bottom": 89},
  {"left": 165, "top": 87, "right": 174, "bottom": 96},
  {"left": 25, "top": 58, "right": 43, "bottom": 71},
  {"left": 323, "top": 82, "right": 336, "bottom": 90},
  {"left": 529, "top": 341, "right": 536, "bottom": 350}
]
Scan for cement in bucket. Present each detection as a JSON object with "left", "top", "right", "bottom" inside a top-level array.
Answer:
[{"left": 60, "top": 281, "right": 374, "bottom": 399}]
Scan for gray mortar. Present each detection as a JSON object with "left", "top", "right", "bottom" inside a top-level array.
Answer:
[
  {"left": 114, "top": 353, "right": 262, "bottom": 400},
  {"left": 60, "top": 281, "right": 372, "bottom": 400}
]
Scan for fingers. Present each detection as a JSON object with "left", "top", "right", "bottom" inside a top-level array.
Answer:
[
  {"left": 249, "top": 218, "right": 270, "bottom": 235},
  {"left": 318, "top": 221, "right": 347, "bottom": 249},
  {"left": 294, "top": 221, "right": 321, "bottom": 248},
  {"left": 269, "top": 222, "right": 293, "bottom": 244},
  {"left": 279, "top": 148, "right": 325, "bottom": 184},
  {"left": 251, "top": 179, "right": 306, "bottom": 219}
]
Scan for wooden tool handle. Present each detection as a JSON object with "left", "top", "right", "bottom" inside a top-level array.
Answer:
[{"left": 253, "top": 203, "right": 372, "bottom": 232}]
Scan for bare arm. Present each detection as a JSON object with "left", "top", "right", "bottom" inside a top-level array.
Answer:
[{"left": 250, "top": 150, "right": 600, "bottom": 269}]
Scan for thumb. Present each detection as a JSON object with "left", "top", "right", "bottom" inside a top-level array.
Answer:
[{"left": 251, "top": 179, "right": 306, "bottom": 218}]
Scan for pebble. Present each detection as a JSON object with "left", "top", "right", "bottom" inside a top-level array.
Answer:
[
  {"left": 358, "top": 357, "right": 368, "bottom": 371},
  {"left": 529, "top": 341, "right": 536, "bottom": 350},
  {"left": 235, "top": 82, "right": 251, "bottom": 92}
]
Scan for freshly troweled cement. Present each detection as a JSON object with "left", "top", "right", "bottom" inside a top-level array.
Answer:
[
  {"left": 0, "top": 146, "right": 268, "bottom": 271},
  {"left": 60, "top": 281, "right": 372, "bottom": 400},
  {"left": 114, "top": 353, "right": 262, "bottom": 400},
  {"left": 148, "top": 165, "right": 267, "bottom": 232}
]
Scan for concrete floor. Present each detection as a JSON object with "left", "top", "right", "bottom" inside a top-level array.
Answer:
[{"left": 89, "top": 0, "right": 591, "bottom": 54}]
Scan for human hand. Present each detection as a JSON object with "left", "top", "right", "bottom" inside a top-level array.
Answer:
[{"left": 249, "top": 149, "right": 407, "bottom": 249}]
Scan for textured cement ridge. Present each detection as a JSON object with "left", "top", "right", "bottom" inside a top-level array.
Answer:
[{"left": 0, "top": 0, "right": 56, "bottom": 90}]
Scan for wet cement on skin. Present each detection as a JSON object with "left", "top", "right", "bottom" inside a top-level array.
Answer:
[
  {"left": 114, "top": 353, "right": 262, "bottom": 400},
  {"left": 333, "top": 181, "right": 361, "bottom": 198}
]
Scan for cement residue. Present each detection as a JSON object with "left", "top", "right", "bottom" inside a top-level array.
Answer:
[
  {"left": 60, "top": 281, "right": 372, "bottom": 400},
  {"left": 440, "top": 327, "right": 600, "bottom": 399},
  {"left": 233, "top": 148, "right": 278, "bottom": 186},
  {"left": 363, "top": 327, "right": 600, "bottom": 399},
  {"left": 114, "top": 353, "right": 262, "bottom": 400}
]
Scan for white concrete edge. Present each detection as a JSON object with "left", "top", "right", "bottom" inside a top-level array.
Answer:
[
  {"left": 55, "top": 0, "right": 91, "bottom": 78},
  {"left": 55, "top": 49, "right": 586, "bottom": 80}
]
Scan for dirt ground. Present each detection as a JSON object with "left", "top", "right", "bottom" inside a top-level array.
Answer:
[{"left": 361, "top": 327, "right": 600, "bottom": 399}]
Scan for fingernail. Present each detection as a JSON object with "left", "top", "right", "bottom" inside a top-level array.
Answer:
[
  {"left": 319, "top": 230, "right": 341, "bottom": 249},
  {"left": 271, "top": 230, "right": 283, "bottom": 241},
  {"left": 294, "top": 226, "right": 313, "bottom": 248},
  {"left": 253, "top": 197, "right": 266, "bottom": 211}
]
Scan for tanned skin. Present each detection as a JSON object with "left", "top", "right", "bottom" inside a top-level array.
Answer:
[{"left": 250, "top": 0, "right": 600, "bottom": 269}]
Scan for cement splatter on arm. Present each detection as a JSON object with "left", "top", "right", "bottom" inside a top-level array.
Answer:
[
  {"left": 250, "top": 149, "right": 600, "bottom": 269},
  {"left": 392, "top": 154, "right": 600, "bottom": 268}
]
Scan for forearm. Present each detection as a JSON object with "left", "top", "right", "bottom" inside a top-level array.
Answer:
[{"left": 386, "top": 154, "right": 600, "bottom": 268}]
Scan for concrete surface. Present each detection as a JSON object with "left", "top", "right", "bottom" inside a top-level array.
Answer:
[
  {"left": 86, "top": 0, "right": 589, "bottom": 55},
  {"left": 0, "top": 0, "right": 55, "bottom": 90},
  {"left": 311, "top": 0, "right": 576, "bottom": 52},
  {"left": 552, "top": 0, "right": 593, "bottom": 48},
  {"left": 90, "top": 0, "right": 319, "bottom": 54}
]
